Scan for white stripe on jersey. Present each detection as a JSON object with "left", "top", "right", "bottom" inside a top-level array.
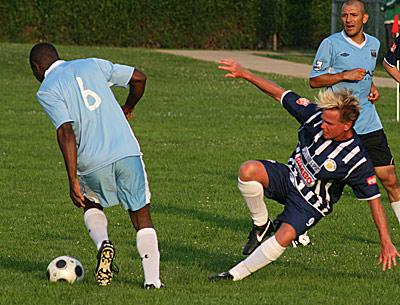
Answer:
[
  {"left": 305, "top": 111, "right": 322, "bottom": 124},
  {"left": 343, "top": 157, "right": 367, "bottom": 180},
  {"left": 324, "top": 182, "right": 332, "bottom": 208},
  {"left": 313, "top": 121, "right": 322, "bottom": 128},
  {"left": 314, "top": 130, "right": 323, "bottom": 143},
  {"left": 314, "top": 140, "right": 332, "bottom": 155},
  {"left": 342, "top": 146, "right": 361, "bottom": 164},
  {"left": 327, "top": 139, "right": 354, "bottom": 159}
]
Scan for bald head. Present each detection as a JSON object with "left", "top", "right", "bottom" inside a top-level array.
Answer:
[
  {"left": 29, "top": 43, "right": 59, "bottom": 82},
  {"left": 342, "top": 0, "right": 365, "bottom": 14}
]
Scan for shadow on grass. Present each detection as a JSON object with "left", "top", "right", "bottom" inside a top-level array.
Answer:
[
  {"left": 156, "top": 204, "right": 249, "bottom": 233},
  {"left": 0, "top": 256, "right": 48, "bottom": 279},
  {"left": 341, "top": 234, "right": 379, "bottom": 245}
]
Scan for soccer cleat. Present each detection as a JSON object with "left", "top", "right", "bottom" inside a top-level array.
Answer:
[
  {"left": 292, "top": 231, "right": 311, "bottom": 248},
  {"left": 95, "top": 240, "right": 118, "bottom": 286},
  {"left": 144, "top": 282, "right": 166, "bottom": 289},
  {"left": 242, "top": 219, "right": 275, "bottom": 255},
  {"left": 208, "top": 272, "right": 234, "bottom": 282}
]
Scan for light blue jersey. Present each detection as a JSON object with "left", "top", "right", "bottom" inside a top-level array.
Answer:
[
  {"left": 36, "top": 58, "right": 141, "bottom": 175},
  {"left": 310, "top": 31, "right": 382, "bottom": 135}
]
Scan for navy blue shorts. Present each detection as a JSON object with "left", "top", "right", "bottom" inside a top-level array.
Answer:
[{"left": 259, "top": 160, "right": 323, "bottom": 236}]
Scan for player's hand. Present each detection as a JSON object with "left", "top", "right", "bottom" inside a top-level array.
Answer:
[
  {"left": 343, "top": 68, "right": 366, "bottom": 81},
  {"left": 377, "top": 242, "right": 400, "bottom": 271},
  {"left": 218, "top": 59, "right": 248, "bottom": 79},
  {"left": 69, "top": 179, "right": 85, "bottom": 208},
  {"left": 121, "top": 104, "right": 134, "bottom": 120},
  {"left": 368, "top": 83, "right": 380, "bottom": 104}
]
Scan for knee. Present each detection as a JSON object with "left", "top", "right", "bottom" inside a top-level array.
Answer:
[
  {"left": 239, "top": 161, "right": 264, "bottom": 182},
  {"left": 380, "top": 173, "right": 399, "bottom": 190}
]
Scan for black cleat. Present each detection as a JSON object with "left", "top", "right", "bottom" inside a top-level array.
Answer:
[
  {"left": 242, "top": 219, "right": 275, "bottom": 255},
  {"left": 95, "top": 240, "right": 118, "bottom": 286},
  {"left": 208, "top": 272, "right": 234, "bottom": 282},
  {"left": 144, "top": 282, "right": 166, "bottom": 289}
]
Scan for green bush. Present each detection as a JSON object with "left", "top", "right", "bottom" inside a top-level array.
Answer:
[{"left": 0, "top": 0, "right": 331, "bottom": 49}]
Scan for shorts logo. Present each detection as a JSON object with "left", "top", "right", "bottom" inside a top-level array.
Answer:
[
  {"left": 306, "top": 217, "right": 315, "bottom": 227},
  {"left": 367, "top": 175, "right": 377, "bottom": 185},
  {"left": 296, "top": 98, "right": 310, "bottom": 107},
  {"left": 294, "top": 153, "right": 315, "bottom": 187},
  {"left": 313, "top": 60, "right": 323, "bottom": 71},
  {"left": 324, "top": 159, "right": 337, "bottom": 172},
  {"left": 370, "top": 50, "right": 377, "bottom": 58},
  {"left": 391, "top": 42, "right": 397, "bottom": 53}
]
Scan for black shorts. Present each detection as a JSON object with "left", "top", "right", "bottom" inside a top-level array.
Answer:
[
  {"left": 359, "top": 129, "right": 394, "bottom": 167},
  {"left": 258, "top": 160, "right": 323, "bottom": 237}
]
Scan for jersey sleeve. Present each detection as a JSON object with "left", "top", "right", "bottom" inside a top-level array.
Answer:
[
  {"left": 93, "top": 58, "right": 135, "bottom": 87},
  {"left": 346, "top": 159, "right": 380, "bottom": 200},
  {"left": 309, "top": 38, "right": 333, "bottom": 78},
  {"left": 384, "top": 36, "right": 400, "bottom": 67},
  {"left": 36, "top": 90, "right": 73, "bottom": 129},
  {"left": 281, "top": 91, "right": 319, "bottom": 124}
]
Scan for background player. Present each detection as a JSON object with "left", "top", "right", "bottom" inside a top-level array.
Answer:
[
  {"left": 309, "top": 0, "right": 400, "bottom": 227},
  {"left": 29, "top": 43, "right": 163, "bottom": 288},
  {"left": 209, "top": 59, "right": 399, "bottom": 282}
]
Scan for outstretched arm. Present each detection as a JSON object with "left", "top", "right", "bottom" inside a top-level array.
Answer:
[
  {"left": 383, "top": 59, "right": 400, "bottom": 83},
  {"left": 309, "top": 68, "right": 366, "bottom": 88},
  {"left": 218, "top": 59, "right": 285, "bottom": 102},
  {"left": 122, "top": 69, "right": 147, "bottom": 120},
  {"left": 368, "top": 197, "right": 400, "bottom": 271},
  {"left": 57, "top": 122, "right": 85, "bottom": 208}
]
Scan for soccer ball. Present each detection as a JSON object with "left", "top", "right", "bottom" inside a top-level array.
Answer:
[{"left": 47, "top": 256, "right": 84, "bottom": 283}]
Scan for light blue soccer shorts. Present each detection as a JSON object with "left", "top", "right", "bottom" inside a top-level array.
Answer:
[{"left": 78, "top": 156, "right": 151, "bottom": 211}]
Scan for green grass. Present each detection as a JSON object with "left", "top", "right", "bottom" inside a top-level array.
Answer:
[
  {"left": 255, "top": 52, "right": 390, "bottom": 78},
  {"left": 1, "top": 42, "right": 400, "bottom": 305}
]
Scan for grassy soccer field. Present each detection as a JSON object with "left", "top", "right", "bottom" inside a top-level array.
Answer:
[{"left": 1, "top": 43, "right": 400, "bottom": 305}]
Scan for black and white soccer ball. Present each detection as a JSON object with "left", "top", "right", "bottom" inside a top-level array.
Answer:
[{"left": 47, "top": 256, "right": 84, "bottom": 283}]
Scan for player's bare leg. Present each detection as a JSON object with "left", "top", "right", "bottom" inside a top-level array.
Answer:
[
  {"left": 129, "top": 205, "right": 163, "bottom": 289},
  {"left": 375, "top": 165, "right": 400, "bottom": 225}
]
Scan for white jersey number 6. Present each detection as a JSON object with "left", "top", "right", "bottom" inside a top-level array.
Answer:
[{"left": 76, "top": 77, "right": 102, "bottom": 111}]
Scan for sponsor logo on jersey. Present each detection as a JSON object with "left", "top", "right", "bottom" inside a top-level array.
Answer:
[
  {"left": 324, "top": 159, "right": 337, "bottom": 172},
  {"left": 306, "top": 217, "right": 315, "bottom": 227},
  {"left": 391, "top": 42, "right": 397, "bottom": 53},
  {"left": 296, "top": 98, "right": 310, "bottom": 107},
  {"left": 294, "top": 153, "right": 316, "bottom": 187},
  {"left": 371, "top": 49, "right": 377, "bottom": 58},
  {"left": 340, "top": 52, "right": 350, "bottom": 57},
  {"left": 367, "top": 175, "right": 377, "bottom": 185},
  {"left": 313, "top": 60, "right": 323, "bottom": 71}
]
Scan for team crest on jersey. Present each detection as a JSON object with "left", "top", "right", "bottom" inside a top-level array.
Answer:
[
  {"left": 391, "top": 42, "right": 397, "bottom": 53},
  {"left": 324, "top": 159, "right": 337, "bottom": 172},
  {"left": 370, "top": 49, "right": 377, "bottom": 58},
  {"left": 313, "top": 60, "right": 323, "bottom": 71},
  {"left": 295, "top": 153, "right": 316, "bottom": 187},
  {"left": 296, "top": 98, "right": 310, "bottom": 107},
  {"left": 367, "top": 175, "right": 377, "bottom": 185}
]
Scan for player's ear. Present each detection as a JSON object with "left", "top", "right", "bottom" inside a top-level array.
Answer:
[
  {"left": 343, "top": 120, "right": 353, "bottom": 132},
  {"left": 362, "top": 13, "right": 369, "bottom": 25}
]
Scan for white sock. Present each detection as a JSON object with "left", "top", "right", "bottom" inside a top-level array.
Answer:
[
  {"left": 229, "top": 236, "right": 285, "bottom": 281},
  {"left": 391, "top": 201, "right": 400, "bottom": 224},
  {"left": 238, "top": 178, "right": 268, "bottom": 226},
  {"left": 83, "top": 208, "right": 109, "bottom": 250},
  {"left": 137, "top": 228, "right": 161, "bottom": 287}
]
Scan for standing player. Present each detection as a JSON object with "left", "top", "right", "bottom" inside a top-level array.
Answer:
[
  {"left": 309, "top": 0, "right": 400, "bottom": 226},
  {"left": 29, "top": 43, "right": 163, "bottom": 288},
  {"left": 209, "top": 59, "right": 399, "bottom": 282}
]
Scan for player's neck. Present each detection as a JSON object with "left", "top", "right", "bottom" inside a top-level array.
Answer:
[
  {"left": 335, "top": 130, "right": 353, "bottom": 142},
  {"left": 349, "top": 31, "right": 365, "bottom": 45}
]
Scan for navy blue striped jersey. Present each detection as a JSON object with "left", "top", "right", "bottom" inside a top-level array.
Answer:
[
  {"left": 281, "top": 91, "right": 380, "bottom": 216},
  {"left": 384, "top": 35, "right": 400, "bottom": 67}
]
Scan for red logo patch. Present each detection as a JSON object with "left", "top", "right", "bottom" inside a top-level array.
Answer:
[
  {"left": 296, "top": 98, "right": 310, "bottom": 107},
  {"left": 367, "top": 175, "right": 377, "bottom": 186}
]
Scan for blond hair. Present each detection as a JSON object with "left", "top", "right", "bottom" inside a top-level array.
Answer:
[{"left": 316, "top": 89, "right": 360, "bottom": 123}]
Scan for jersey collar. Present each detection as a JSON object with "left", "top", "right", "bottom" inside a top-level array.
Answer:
[
  {"left": 44, "top": 60, "right": 65, "bottom": 79},
  {"left": 341, "top": 30, "right": 367, "bottom": 49}
]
